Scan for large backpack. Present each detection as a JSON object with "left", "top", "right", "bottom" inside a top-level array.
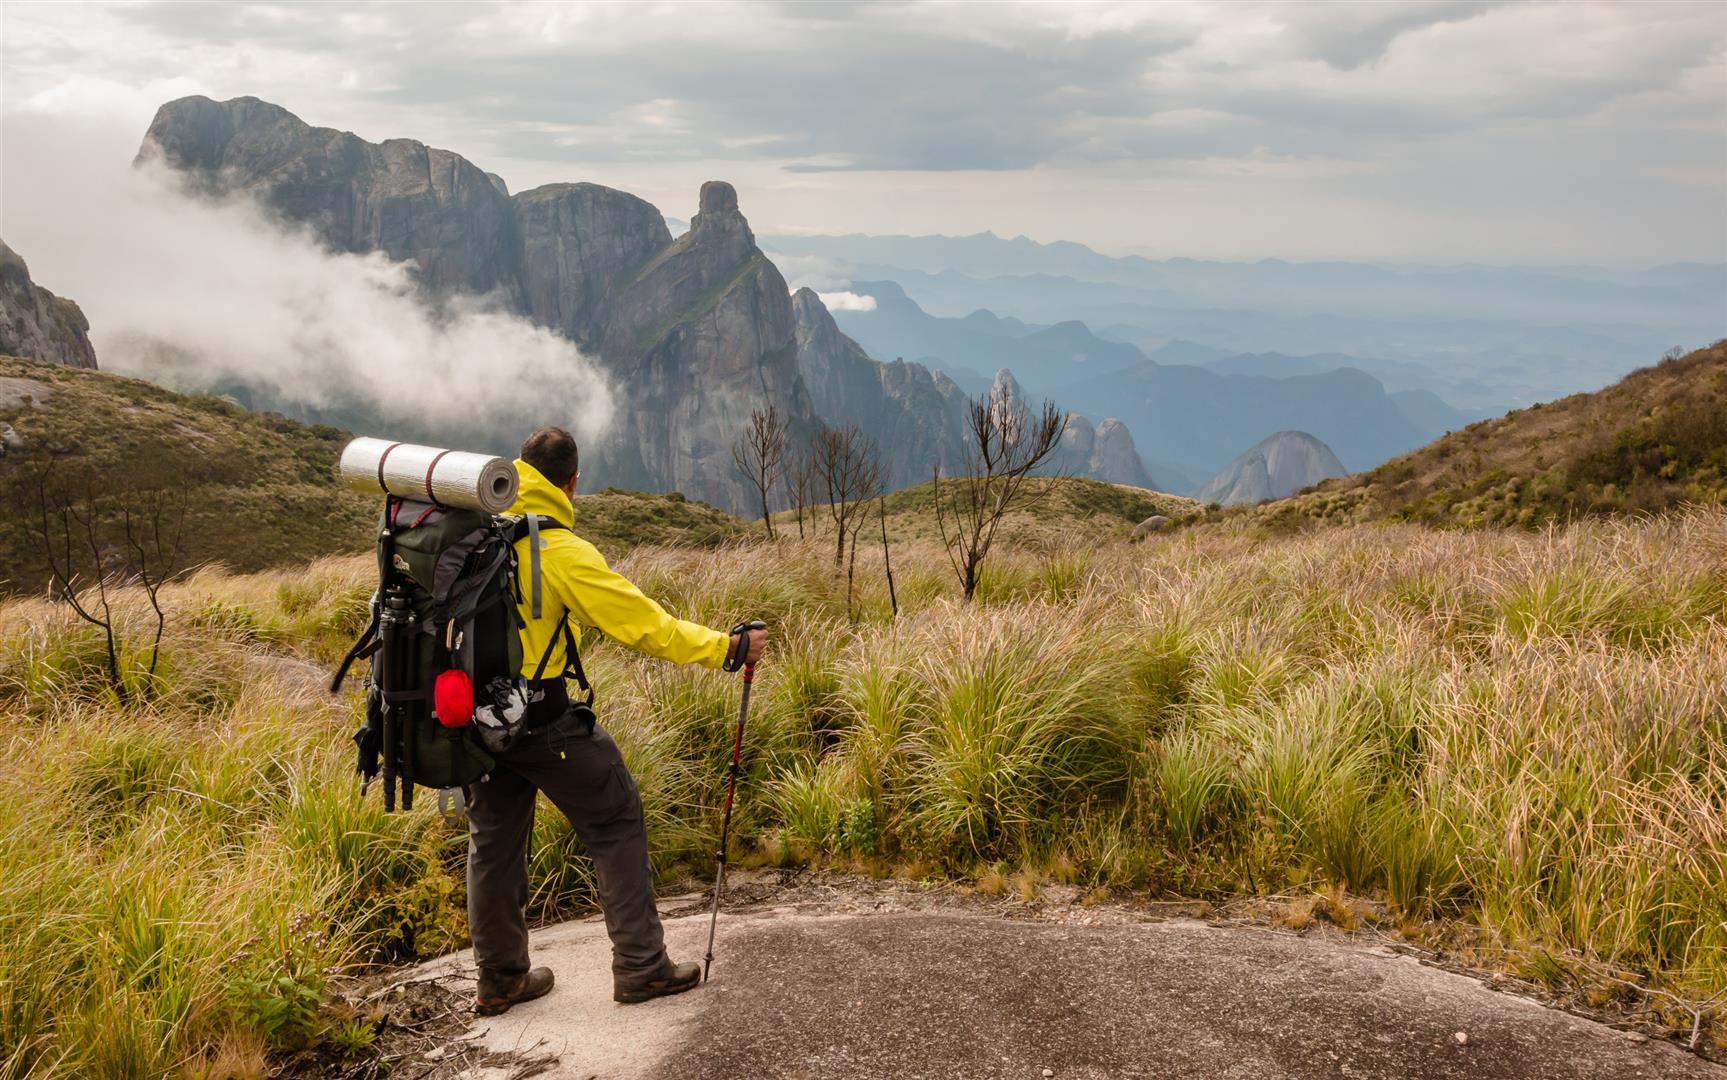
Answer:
[{"left": 330, "top": 497, "right": 589, "bottom": 812}]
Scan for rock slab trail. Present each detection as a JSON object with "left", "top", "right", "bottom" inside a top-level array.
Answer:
[{"left": 430, "top": 910, "right": 1721, "bottom": 1080}]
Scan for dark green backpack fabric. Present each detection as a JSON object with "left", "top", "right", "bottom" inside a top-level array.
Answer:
[{"left": 331, "top": 497, "right": 573, "bottom": 810}]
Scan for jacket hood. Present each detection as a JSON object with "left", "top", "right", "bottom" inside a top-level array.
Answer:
[{"left": 509, "top": 459, "right": 575, "bottom": 528}]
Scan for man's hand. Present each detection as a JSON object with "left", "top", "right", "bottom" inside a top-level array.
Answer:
[{"left": 727, "top": 624, "right": 768, "bottom": 670}]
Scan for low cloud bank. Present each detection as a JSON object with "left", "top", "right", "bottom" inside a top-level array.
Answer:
[
  {"left": 0, "top": 111, "right": 614, "bottom": 444},
  {"left": 816, "top": 290, "right": 877, "bottom": 312}
]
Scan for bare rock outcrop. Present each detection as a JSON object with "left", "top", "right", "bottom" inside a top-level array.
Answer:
[
  {"left": 1093, "top": 419, "right": 1152, "bottom": 486},
  {"left": 793, "top": 287, "right": 969, "bottom": 484},
  {"left": 591, "top": 181, "right": 817, "bottom": 503},
  {"left": 1131, "top": 515, "right": 1171, "bottom": 540},
  {"left": 0, "top": 240, "right": 98, "bottom": 369},
  {"left": 1196, "top": 430, "right": 1348, "bottom": 506},
  {"left": 514, "top": 182, "right": 671, "bottom": 348},
  {"left": 139, "top": 96, "right": 523, "bottom": 301},
  {"left": 1054, "top": 412, "right": 1154, "bottom": 487}
]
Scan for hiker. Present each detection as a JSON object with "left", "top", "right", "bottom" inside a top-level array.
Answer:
[{"left": 468, "top": 425, "right": 767, "bottom": 1016}]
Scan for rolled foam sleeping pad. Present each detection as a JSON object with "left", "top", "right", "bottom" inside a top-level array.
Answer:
[{"left": 338, "top": 437, "right": 518, "bottom": 514}]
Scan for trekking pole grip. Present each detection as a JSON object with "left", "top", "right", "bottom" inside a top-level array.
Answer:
[{"left": 725, "top": 619, "right": 767, "bottom": 674}]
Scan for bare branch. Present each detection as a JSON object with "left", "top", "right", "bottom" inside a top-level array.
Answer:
[
  {"left": 930, "top": 386, "right": 1064, "bottom": 600},
  {"left": 731, "top": 403, "right": 788, "bottom": 539},
  {"left": 809, "top": 424, "right": 881, "bottom": 569}
]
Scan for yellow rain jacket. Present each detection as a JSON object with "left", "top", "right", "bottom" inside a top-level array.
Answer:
[{"left": 507, "top": 459, "right": 730, "bottom": 678}]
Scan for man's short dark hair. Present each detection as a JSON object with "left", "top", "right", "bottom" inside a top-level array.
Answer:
[{"left": 521, "top": 426, "right": 580, "bottom": 488}]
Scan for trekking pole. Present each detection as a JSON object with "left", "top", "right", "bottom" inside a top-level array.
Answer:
[{"left": 704, "top": 620, "right": 766, "bottom": 983}]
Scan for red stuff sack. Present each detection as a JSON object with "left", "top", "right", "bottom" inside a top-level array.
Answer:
[{"left": 434, "top": 669, "right": 475, "bottom": 728}]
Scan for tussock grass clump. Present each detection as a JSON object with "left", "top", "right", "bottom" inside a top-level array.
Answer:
[{"left": 3, "top": 512, "right": 1726, "bottom": 1072}]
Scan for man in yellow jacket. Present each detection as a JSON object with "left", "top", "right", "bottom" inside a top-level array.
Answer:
[{"left": 469, "top": 426, "right": 766, "bottom": 1016}]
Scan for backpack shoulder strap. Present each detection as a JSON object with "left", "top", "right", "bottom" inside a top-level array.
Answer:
[
  {"left": 530, "top": 611, "right": 594, "bottom": 704},
  {"left": 508, "top": 515, "right": 588, "bottom": 703},
  {"left": 328, "top": 601, "right": 381, "bottom": 693},
  {"left": 506, "top": 514, "right": 572, "bottom": 622}
]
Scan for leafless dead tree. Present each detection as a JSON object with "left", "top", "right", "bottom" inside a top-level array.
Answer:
[
  {"left": 19, "top": 459, "right": 188, "bottom": 699},
  {"left": 121, "top": 489, "right": 188, "bottom": 682},
  {"left": 731, "top": 403, "right": 787, "bottom": 538},
  {"left": 809, "top": 424, "right": 881, "bottom": 569},
  {"left": 843, "top": 460, "right": 885, "bottom": 619},
  {"left": 785, "top": 446, "right": 816, "bottom": 540},
  {"left": 932, "top": 390, "right": 1064, "bottom": 601}
]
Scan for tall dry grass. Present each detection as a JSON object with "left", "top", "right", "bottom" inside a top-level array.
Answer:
[{"left": 2, "top": 513, "right": 1724, "bottom": 1075}]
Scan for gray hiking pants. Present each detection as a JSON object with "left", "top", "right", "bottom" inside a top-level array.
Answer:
[{"left": 466, "top": 712, "right": 670, "bottom": 983}]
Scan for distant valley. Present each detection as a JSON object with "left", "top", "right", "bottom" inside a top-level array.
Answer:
[
  {"left": 765, "top": 231, "right": 1724, "bottom": 414},
  {"left": 823, "top": 280, "right": 1481, "bottom": 485}
]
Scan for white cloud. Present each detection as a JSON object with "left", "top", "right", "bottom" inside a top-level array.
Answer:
[
  {"left": 767, "top": 253, "right": 853, "bottom": 293},
  {"left": 0, "top": 1, "right": 1720, "bottom": 262},
  {"left": 24, "top": 75, "right": 211, "bottom": 124},
  {"left": 0, "top": 113, "right": 615, "bottom": 441},
  {"left": 816, "top": 291, "right": 877, "bottom": 312}
]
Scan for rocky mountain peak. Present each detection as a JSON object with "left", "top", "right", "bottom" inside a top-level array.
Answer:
[
  {"left": 1196, "top": 430, "right": 1348, "bottom": 506},
  {"left": 1061, "top": 413, "right": 1096, "bottom": 456},
  {"left": 1053, "top": 411, "right": 1153, "bottom": 487},
  {"left": 792, "top": 287, "right": 838, "bottom": 338},
  {"left": 593, "top": 179, "right": 811, "bottom": 503},
  {"left": 691, "top": 179, "right": 753, "bottom": 248},
  {"left": 0, "top": 239, "right": 98, "bottom": 369},
  {"left": 1092, "top": 419, "right": 1149, "bottom": 485},
  {"left": 139, "top": 95, "right": 522, "bottom": 300},
  {"left": 699, "top": 180, "right": 739, "bottom": 215}
]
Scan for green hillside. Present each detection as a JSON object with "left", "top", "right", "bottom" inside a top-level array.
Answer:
[
  {"left": 0, "top": 356, "right": 374, "bottom": 593},
  {"left": 1250, "top": 342, "right": 1727, "bottom": 529},
  {"left": 0, "top": 358, "right": 748, "bottom": 594}
]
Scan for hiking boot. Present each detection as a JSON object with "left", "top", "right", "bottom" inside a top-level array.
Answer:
[
  {"left": 614, "top": 960, "right": 701, "bottom": 1004},
  {"left": 474, "top": 966, "right": 554, "bottom": 1016}
]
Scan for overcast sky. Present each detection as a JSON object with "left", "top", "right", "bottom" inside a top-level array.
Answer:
[{"left": 2, "top": 0, "right": 1723, "bottom": 263}]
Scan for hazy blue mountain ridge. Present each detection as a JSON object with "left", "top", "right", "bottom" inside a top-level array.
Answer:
[
  {"left": 829, "top": 279, "right": 1458, "bottom": 485},
  {"left": 765, "top": 232, "right": 1722, "bottom": 410}
]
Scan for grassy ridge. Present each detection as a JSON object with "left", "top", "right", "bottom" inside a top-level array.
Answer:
[
  {"left": 3, "top": 513, "right": 1724, "bottom": 1075},
  {"left": 1254, "top": 342, "right": 1727, "bottom": 528},
  {"left": 0, "top": 356, "right": 375, "bottom": 593},
  {"left": 781, "top": 474, "right": 1204, "bottom": 546}
]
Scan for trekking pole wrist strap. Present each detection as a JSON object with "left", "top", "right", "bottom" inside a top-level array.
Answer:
[{"left": 723, "top": 620, "right": 765, "bottom": 673}]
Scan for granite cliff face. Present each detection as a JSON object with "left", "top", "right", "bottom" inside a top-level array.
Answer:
[
  {"left": 141, "top": 96, "right": 522, "bottom": 300},
  {"left": 592, "top": 181, "right": 815, "bottom": 502},
  {"left": 1057, "top": 414, "right": 1153, "bottom": 487},
  {"left": 1196, "top": 430, "right": 1347, "bottom": 506},
  {"left": 0, "top": 240, "right": 98, "bottom": 369},
  {"left": 793, "top": 287, "right": 969, "bottom": 485},
  {"left": 513, "top": 182, "right": 670, "bottom": 347}
]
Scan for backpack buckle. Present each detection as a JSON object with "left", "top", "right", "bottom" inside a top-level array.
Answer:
[{"left": 438, "top": 786, "right": 468, "bottom": 826}]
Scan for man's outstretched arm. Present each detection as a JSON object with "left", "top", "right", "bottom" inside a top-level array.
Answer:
[{"left": 548, "top": 535, "right": 758, "bottom": 668}]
